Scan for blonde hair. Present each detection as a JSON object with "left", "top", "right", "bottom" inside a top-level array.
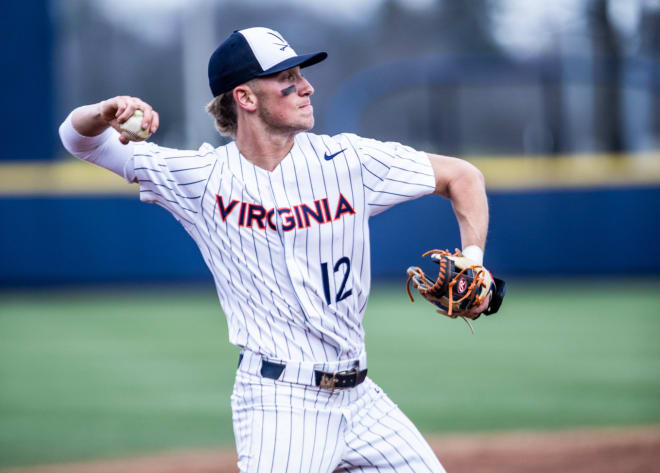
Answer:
[{"left": 206, "top": 91, "right": 237, "bottom": 137}]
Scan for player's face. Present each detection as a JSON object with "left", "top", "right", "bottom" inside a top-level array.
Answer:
[{"left": 254, "top": 67, "right": 315, "bottom": 134}]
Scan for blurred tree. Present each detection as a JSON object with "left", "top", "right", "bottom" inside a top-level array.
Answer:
[
  {"left": 639, "top": 2, "right": 660, "bottom": 148},
  {"left": 585, "top": 0, "right": 624, "bottom": 152}
]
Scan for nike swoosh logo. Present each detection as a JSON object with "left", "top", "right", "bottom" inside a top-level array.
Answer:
[{"left": 324, "top": 148, "right": 347, "bottom": 161}]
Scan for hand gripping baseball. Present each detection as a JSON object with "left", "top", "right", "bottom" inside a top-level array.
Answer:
[
  {"left": 406, "top": 249, "right": 507, "bottom": 333},
  {"left": 98, "top": 96, "right": 160, "bottom": 144}
]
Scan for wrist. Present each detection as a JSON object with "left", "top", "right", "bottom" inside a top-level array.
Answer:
[{"left": 462, "top": 245, "right": 483, "bottom": 265}]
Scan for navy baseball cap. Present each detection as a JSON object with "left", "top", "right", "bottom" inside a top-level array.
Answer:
[{"left": 208, "top": 27, "right": 328, "bottom": 97}]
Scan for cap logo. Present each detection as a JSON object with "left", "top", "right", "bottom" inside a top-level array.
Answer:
[{"left": 267, "top": 32, "right": 290, "bottom": 51}]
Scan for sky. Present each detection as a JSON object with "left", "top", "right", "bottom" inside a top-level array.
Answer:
[{"left": 82, "top": 0, "right": 649, "bottom": 56}]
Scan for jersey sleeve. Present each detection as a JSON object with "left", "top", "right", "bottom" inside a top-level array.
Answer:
[
  {"left": 126, "top": 141, "right": 217, "bottom": 225},
  {"left": 345, "top": 134, "right": 437, "bottom": 216}
]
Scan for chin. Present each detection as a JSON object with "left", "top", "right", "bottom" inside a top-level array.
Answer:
[{"left": 303, "top": 114, "right": 315, "bottom": 130}]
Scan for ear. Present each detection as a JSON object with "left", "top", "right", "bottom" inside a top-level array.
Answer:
[{"left": 234, "top": 85, "right": 258, "bottom": 112}]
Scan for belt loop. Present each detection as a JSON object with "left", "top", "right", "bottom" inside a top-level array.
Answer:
[
  {"left": 281, "top": 360, "right": 315, "bottom": 385},
  {"left": 359, "top": 351, "right": 367, "bottom": 371},
  {"left": 299, "top": 361, "right": 316, "bottom": 385}
]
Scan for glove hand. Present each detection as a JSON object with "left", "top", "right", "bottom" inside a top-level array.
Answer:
[{"left": 406, "top": 249, "right": 506, "bottom": 331}]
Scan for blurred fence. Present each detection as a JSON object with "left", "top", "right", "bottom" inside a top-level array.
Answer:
[{"left": 1, "top": 155, "right": 659, "bottom": 286}]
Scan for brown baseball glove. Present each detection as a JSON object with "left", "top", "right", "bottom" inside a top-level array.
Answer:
[{"left": 406, "top": 249, "right": 506, "bottom": 332}]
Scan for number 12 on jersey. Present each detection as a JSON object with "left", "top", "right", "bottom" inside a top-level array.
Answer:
[{"left": 321, "top": 257, "right": 352, "bottom": 304}]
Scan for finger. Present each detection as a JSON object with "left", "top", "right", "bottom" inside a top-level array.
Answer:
[
  {"left": 150, "top": 111, "right": 159, "bottom": 133},
  {"left": 117, "top": 103, "right": 137, "bottom": 123},
  {"left": 118, "top": 134, "right": 129, "bottom": 145},
  {"left": 114, "top": 99, "right": 130, "bottom": 122},
  {"left": 139, "top": 103, "right": 154, "bottom": 129},
  {"left": 101, "top": 97, "right": 122, "bottom": 122},
  {"left": 469, "top": 293, "right": 491, "bottom": 318}
]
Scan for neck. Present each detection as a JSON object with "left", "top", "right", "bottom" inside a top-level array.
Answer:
[{"left": 235, "top": 119, "right": 296, "bottom": 172}]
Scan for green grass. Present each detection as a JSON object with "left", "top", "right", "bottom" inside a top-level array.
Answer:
[{"left": 1, "top": 279, "right": 659, "bottom": 467}]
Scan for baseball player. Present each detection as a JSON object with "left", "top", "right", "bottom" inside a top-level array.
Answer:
[{"left": 59, "top": 27, "right": 491, "bottom": 472}]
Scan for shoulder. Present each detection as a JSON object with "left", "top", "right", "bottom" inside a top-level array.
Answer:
[{"left": 133, "top": 140, "right": 223, "bottom": 166}]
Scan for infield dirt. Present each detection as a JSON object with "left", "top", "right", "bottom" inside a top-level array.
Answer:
[{"left": 3, "top": 426, "right": 659, "bottom": 473}]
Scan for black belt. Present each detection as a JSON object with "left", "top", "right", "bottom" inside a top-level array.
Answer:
[{"left": 238, "top": 354, "right": 367, "bottom": 390}]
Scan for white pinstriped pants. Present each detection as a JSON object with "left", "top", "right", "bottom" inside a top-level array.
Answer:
[{"left": 231, "top": 361, "right": 446, "bottom": 472}]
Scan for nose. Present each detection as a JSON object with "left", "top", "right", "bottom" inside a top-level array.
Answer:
[{"left": 298, "top": 77, "right": 314, "bottom": 96}]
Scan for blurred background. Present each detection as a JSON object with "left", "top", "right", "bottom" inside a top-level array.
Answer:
[
  {"left": 1, "top": 0, "right": 659, "bottom": 469},
  {"left": 2, "top": 0, "right": 660, "bottom": 282}
]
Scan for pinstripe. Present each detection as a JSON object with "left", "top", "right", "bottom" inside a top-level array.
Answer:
[
  {"left": 370, "top": 399, "right": 442, "bottom": 473},
  {"left": 136, "top": 187, "right": 198, "bottom": 211},
  {"left": 299, "top": 138, "right": 352, "bottom": 351},
  {"left": 133, "top": 165, "right": 164, "bottom": 173},
  {"left": 363, "top": 185, "right": 422, "bottom": 198},
  {"left": 305, "top": 134, "right": 351, "bottom": 356},
  {"left": 134, "top": 162, "right": 213, "bottom": 173},
  {"left": 363, "top": 411, "right": 416, "bottom": 473},
  {"left": 321, "top": 135, "right": 360, "bottom": 350},
  {"left": 236, "top": 158, "right": 276, "bottom": 356},
  {"left": 283, "top": 381, "right": 294, "bottom": 473},
  {"left": 271, "top": 359, "right": 279, "bottom": 472},
  {"left": 219, "top": 147, "right": 255, "bottom": 349},
  {"left": 162, "top": 150, "right": 216, "bottom": 159},
  {"left": 277, "top": 164, "right": 324, "bottom": 360},
  {"left": 166, "top": 178, "right": 207, "bottom": 186},
  {"left": 360, "top": 144, "right": 430, "bottom": 167},
  {"left": 267, "top": 171, "right": 316, "bottom": 358},
  {"left": 255, "top": 379, "right": 265, "bottom": 473},
  {"left": 343, "top": 137, "right": 370, "bottom": 316},
  {"left": 213, "top": 156, "right": 245, "bottom": 342},
  {"left": 288, "top": 145, "right": 334, "bottom": 358},
  {"left": 278, "top": 152, "right": 332, "bottom": 360},
  {"left": 253, "top": 166, "right": 294, "bottom": 359},
  {"left": 352, "top": 434, "right": 398, "bottom": 472},
  {"left": 309, "top": 409, "right": 321, "bottom": 471},
  {"left": 361, "top": 162, "right": 435, "bottom": 189},
  {"left": 138, "top": 177, "right": 207, "bottom": 186},
  {"left": 298, "top": 141, "right": 325, "bottom": 329},
  {"left": 136, "top": 180, "right": 203, "bottom": 199},
  {"left": 346, "top": 445, "right": 383, "bottom": 473},
  {"left": 245, "top": 380, "right": 256, "bottom": 473},
  {"left": 361, "top": 154, "right": 434, "bottom": 178},
  {"left": 296, "top": 385, "right": 308, "bottom": 473}
]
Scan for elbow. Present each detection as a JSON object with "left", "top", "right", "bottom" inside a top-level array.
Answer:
[
  {"left": 458, "top": 160, "right": 486, "bottom": 190},
  {"left": 444, "top": 160, "right": 486, "bottom": 199}
]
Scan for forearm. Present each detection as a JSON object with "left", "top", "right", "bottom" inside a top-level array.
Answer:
[
  {"left": 427, "top": 154, "right": 489, "bottom": 252},
  {"left": 447, "top": 164, "right": 489, "bottom": 251},
  {"left": 58, "top": 111, "right": 134, "bottom": 180}
]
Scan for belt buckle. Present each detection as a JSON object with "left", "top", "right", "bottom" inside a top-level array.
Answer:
[
  {"left": 319, "top": 367, "right": 358, "bottom": 391},
  {"left": 318, "top": 372, "right": 338, "bottom": 390}
]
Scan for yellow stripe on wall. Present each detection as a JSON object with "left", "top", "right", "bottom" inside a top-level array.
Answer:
[
  {"left": 0, "top": 160, "right": 136, "bottom": 196},
  {"left": 1, "top": 153, "right": 659, "bottom": 196},
  {"left": 470, "top": 152, "right": 660, "bottom": 190}
]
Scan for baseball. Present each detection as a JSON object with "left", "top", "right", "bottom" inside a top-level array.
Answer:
[{"left": 119, "top": 109, "right": 152, "bottom": 141}]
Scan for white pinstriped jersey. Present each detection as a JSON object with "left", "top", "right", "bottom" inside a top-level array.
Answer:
[{"left": 125, "top": 132, "right": 436, "bottom": 363}]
